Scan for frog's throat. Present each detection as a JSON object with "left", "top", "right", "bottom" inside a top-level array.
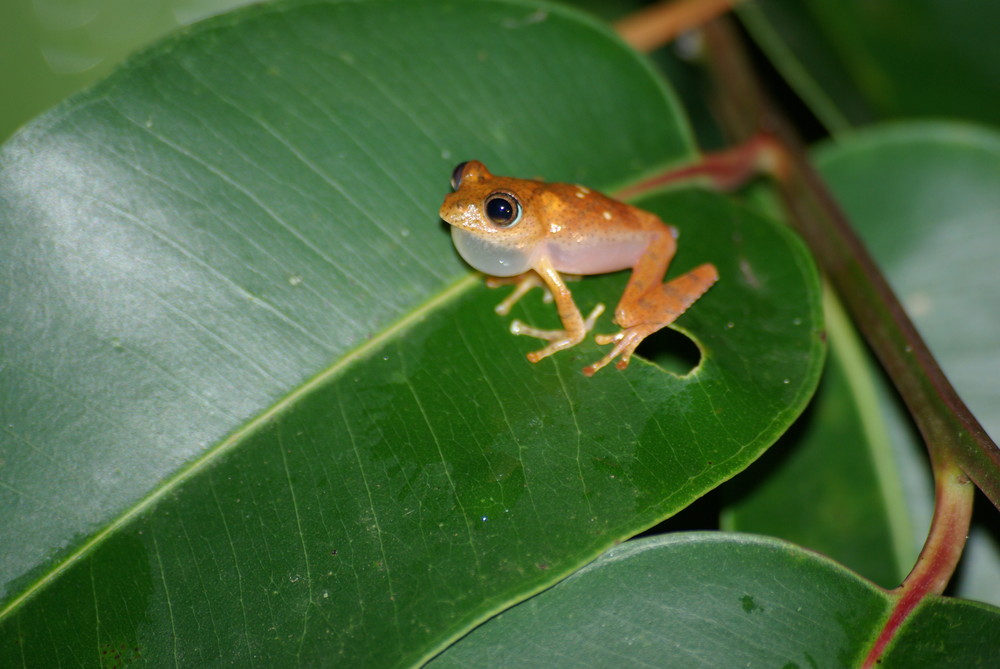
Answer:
[{"left": 451, "top": 227, "right": 534, "bottom": 277}]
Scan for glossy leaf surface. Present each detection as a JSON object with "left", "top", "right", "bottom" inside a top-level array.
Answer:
[
  {"left": 429, "top": 533, "right": 1000, "bottom": 668},
  {"left": 0, "top": 1, "right": 822, "bottom": 665},
  {"left": 725, "top": 291, "right": 910, "bottom": 588},
  {"left": 726, "top": 121, "right": 1000, "bottom": 603},
  {"left": 816, "top": 121, "right": 1000, "bottom": 605}
]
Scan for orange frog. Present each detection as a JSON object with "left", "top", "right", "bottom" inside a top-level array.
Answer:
[{"left": 439, "top": 161, "right": 718, "bottom": 376}]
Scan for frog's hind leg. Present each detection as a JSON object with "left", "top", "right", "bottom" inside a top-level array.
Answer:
[{"left": 584, "top": 263, "right": 717, "bottom": 376}]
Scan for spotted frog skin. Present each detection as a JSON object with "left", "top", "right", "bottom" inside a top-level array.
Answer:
[{"left": 439, "top": 160, "right": 718, "bottom": 375}]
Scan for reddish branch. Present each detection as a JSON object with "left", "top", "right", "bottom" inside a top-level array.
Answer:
[
  {"left": 862, "top": 463, "right": 973, "bottom": 667},
  {"left": 614, "top": 0, "right": 744, "bottom": 52},
  {"left": 614, "top": 2, "right": 997, "bottom": 665}
]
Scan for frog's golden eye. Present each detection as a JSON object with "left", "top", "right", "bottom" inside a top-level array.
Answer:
[
  {"left": 450, "top": 162, "right": 469, "bottom": 190},
  {"left": 485, "top": 193, "right": 521, "bottom": 227}
]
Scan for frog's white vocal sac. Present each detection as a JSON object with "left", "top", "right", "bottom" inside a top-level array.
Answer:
[{"left": 439, "top": 160, "right": 718, "bottom": 376}]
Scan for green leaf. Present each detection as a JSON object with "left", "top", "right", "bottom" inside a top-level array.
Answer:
[
  {"left": 428, "top": 533, "right": 1000, "bottom": 668},
  {"left": 739, "top": 0, "right": 1000, "bottom": 131},
  {"left": 0, "top": 0, "right": 262, "bottom": 142},
  {"left": 881, "top": 596, "right": 1000, "bottom": 668},
  {"left": 0, "top": 0, "right": 822, "bottom": 665},
  {"left": 724, "top": 290, "right": 912, "bottom": 588},
  {"left": 725, "top": 120, "right": 1000, "bottom": 605},
  {"left": 814, "top": 120, "right": 1000, "bottom": 606}
]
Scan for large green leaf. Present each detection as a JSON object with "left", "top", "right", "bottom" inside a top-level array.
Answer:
[
  {"left": 429, "top": 533, "right": 1000, "bottom": 667},
  {"left": 724, "top": 290, "right": 912, "bottom": 588},
  {"left": 739, "top": 0, "right": 1000, "bottom": 131},
  {"left": 0, "top": 0, "right": 261, "bottom": 142},
  {"left": 0, "top": 0, "right": 822, "bottom": 665},
  {"left": 815, "top": 121, "right": 1000, "bottom": 606},
  {"left": 725, "top": 122, "right": 1000, "bottom": 603}
]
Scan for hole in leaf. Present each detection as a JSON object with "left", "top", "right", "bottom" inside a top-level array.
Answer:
[{"left": 634, "top": 326, "right": 703, "bottom": 376}]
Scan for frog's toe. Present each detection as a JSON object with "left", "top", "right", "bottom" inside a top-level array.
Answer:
[
  {"left": 527, "top": 333, "right": 586, "bottom": 363},
  {"left": 585, "top": 324, "right": 661, "bottom": 375},
  {"left": 584, "top": 331, "right": 637, "bottom": 375},
  {"left": 510, "top": 320, "right": 565, "bottom": 341},
  {"left": 594, "top": 331, "right": 625, "bottom": 346},
  {"left": 582, "top": 303, "right": 605, "bottom": 332}
]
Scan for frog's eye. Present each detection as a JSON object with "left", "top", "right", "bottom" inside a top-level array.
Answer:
[
  {"left": 450, "top": 162, "right": 469, "bottom": 190},
  {"left": 484, "top": 193, "right": 521, "bottom": 227}
]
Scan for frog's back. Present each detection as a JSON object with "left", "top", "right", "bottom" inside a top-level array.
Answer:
[{"left": 539, "top": 182, "right": 663, "bottom": 275}]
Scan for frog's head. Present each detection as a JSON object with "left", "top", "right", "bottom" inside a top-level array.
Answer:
[{"left": 439, "top": 160, "right": 547, "bottom": 277}]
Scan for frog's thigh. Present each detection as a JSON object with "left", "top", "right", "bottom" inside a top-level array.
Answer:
[{"left": 618, "top": 262, "right": 718, "bottom": 328}]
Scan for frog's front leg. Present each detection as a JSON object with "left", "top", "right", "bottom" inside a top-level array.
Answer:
[
  {"left": 509, "top": 258, "right": 604, "bottom": 363},
  {"left": 486, "top": 272, "right": 545, "bottom": 316},
  {"left": 487, "top": 271, "right": 584, "bottom": 315}
]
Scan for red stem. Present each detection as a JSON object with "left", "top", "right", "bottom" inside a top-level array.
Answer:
[
  {"left": 611, "top": 5, "right": 993, "bottom": 661},
  {"left": 861, "top": 463, "right": 973, "bottom": 667}
]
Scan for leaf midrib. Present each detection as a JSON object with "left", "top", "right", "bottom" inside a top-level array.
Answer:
[{"left": 0, "top": 271, "right": 481, "bottom": 620}]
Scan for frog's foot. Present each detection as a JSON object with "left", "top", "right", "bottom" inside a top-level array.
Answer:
[
  {"left": 583, "top": 323, "right": 662, "bottom": 377},
  {"left": 511, "top": 303, "right": 604, "bottom": 362}
]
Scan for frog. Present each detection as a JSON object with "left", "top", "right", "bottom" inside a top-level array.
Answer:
[{"left": 439, "top": 160, "right": 718, "bottom": 376}]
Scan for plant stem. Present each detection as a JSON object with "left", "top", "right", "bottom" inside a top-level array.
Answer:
[
  {"left": 614, "top": 0, "right": 996, "bottom": 658},
  {"left": 861, "top": 460, "right": 973, "bottom": 667},
  {"left": 616, "top": 3, "right": 1000, "bottom": 505},
  {"left": 690, "top": 12, "right": 990, "bottom": 660},
  {"left": 614, "top": 0, "right": 744, "bottom": 52},
  {"left": 692, "top": 16, "right": 1000, "bottom": 507}
]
